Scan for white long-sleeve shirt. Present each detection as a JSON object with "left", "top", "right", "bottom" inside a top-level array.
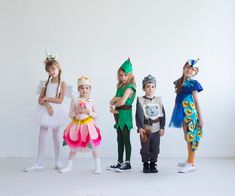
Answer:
[{"left": 69, "top": 97, "right": 97, "bottom": 120}]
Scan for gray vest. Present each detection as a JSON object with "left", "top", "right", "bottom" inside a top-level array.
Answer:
[{"left": 138, "top": 96, "right": 163, "bottom": 133}]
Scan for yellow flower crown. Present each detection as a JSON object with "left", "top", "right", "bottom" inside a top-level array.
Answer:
[{"left": 77, "top": 76, "right": 91, "bottom": 87}]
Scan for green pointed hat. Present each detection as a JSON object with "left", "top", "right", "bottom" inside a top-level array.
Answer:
[{"left": 120, "top": 57, "right": 133, "bottom": 74}]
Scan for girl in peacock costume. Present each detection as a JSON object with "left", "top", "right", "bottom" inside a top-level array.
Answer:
[{"left": 169, "top": 59, "right": 204, "bottom": 173}]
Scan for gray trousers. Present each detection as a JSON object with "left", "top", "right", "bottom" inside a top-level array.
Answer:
[{"left": 140, "top": 131, "right": 160, "bottom": 163}]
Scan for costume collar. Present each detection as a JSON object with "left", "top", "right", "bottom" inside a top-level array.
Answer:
[{"left": 143, "top": 95, "right": 155, "bottom": 101}]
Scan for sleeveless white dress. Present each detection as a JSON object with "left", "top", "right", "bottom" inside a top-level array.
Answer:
[{"left": 33, "top": 80, "right": 67, "bottom": 128}]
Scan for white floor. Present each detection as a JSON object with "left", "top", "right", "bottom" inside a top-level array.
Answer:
[{"left": 1, "top": 158, "right": 235, "bottom": 196}]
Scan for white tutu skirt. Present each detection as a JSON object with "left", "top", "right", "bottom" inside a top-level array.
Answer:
[{"left": 33, "top": 103, "right": 68, "bottom": 128}]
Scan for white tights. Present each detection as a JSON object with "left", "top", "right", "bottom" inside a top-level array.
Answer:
[
  {"left": 36, "top": 126, "right": 61, "bottom": 165},
  {"left": 60, "top": 148, "right": 101, "bottom": 173},
  {"left": 67, "top": 148, "right": 99, "bottom": 161}
]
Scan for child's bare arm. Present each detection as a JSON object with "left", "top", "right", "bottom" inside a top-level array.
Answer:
[
  {"left": 38, "top": 87, "right": 46, "bottom": 105},
  {"left": 110, "top": 96, "right": 121, "bottom": 105},
  {"left": 42, "top": 81, "right": 66, "bottom": 104},
  {"left": 113, "top": 88, "right": 133, "bottom": 107}
]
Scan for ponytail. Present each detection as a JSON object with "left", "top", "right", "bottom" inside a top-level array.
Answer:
[{"left": 56, "top": 69, "right": 62, "bottom": 97}]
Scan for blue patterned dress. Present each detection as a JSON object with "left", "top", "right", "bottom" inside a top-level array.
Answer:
[{"left": 169, "top": 79, "right": 203, "bottom": 151}]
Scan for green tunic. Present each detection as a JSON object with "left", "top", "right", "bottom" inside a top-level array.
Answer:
[{"left": 114, "top": 83, "right": 136, "bottom": 131}]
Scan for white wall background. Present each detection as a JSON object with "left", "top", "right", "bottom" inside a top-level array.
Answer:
[{"left": 0, "top": 0, "right": 234, "bottom": 159}]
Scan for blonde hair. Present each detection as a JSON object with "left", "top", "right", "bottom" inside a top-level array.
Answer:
[
  {"left": 116, "top": 68, "right": 136, "bottom": 88},
  {"left": 43, "top": 59, "right": 62, "bottom": 98}
]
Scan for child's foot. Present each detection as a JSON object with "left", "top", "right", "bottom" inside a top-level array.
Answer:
[
  {"left": 93, "top": 168, "right": 102, "bottom": 174},
  {"left": 107, "top": 161, "right": 122, "bottom": 171},
  {"left": 178, "top": 163, "right": 196, "bottom": 173},
  {"left": 24, "top": 164, "right": 43, "bottom": 172},
  {"left": 143, "top": 162, "right": 150, "bottom": 173},
  {"left": 54, "top": 162, "right": 63, "bottom": 170},
  {"left": 59, "top": 166, "right": 71, "bottom": 173},
  {"left": 115, "top": 161, "right": 131, "bottom": 172},
  {"left": 93, "top": 158, "right": 102, "bottom": 174},
  {"left": 177, "top": 161, "right": 187, "bottom": 167},
  {"left": 150, "top": 162, "right": 158, "bottom": 173}
]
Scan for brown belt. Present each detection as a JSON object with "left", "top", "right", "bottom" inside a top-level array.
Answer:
[
  {"left": 116, "top": 105, "right": 132, "bottom": 110},
  {"left": 144, "top": 118, "right": 160, "bottom": 126},
  {"left": 113, "top": 105, "right": 132, "bottom": 123}
]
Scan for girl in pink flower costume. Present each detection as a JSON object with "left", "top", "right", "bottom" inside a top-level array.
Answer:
[{"left": 60, "top": 76, "right": 102, "bottom": 174}]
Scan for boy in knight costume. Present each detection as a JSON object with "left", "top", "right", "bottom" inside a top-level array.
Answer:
[{"left": 136, "top": 75, "right": 165, "bottom": 173}]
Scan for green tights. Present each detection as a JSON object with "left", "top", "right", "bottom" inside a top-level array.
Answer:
[{"left": 117, "top": 126, "right": 131, "bottom": 162}]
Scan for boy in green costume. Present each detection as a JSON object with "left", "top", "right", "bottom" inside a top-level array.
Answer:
[{"left": 107, "top": 58, "right": 136, "bottom": 172}]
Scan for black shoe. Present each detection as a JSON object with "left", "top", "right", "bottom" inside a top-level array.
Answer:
[
  {"left": 143, "top": 162, "right": 150, "bottom": 173},
  {"left": 116, "top": 161, "right": 131, "bottom": 172},
  {"left": 107, "top": 161, "right": 122, "bottom": 170},
  {"left": 150, "top": 163, "right": 158, "bottom": 173}
]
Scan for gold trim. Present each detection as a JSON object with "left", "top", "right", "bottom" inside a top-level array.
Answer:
[{"left": 72, "top": 117, "right": 93, "bottom": 125}]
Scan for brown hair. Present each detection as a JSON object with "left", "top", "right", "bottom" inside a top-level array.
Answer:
[
  {"left": 175, "top": 62, "right": 199, "bottom": 94},
  {"left": 43, "top": 59, "right": 62, "bottom": 98}
]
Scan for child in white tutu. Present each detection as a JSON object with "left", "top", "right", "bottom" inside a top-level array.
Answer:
[
  {"left": 60, "top": 76, "right": 102, "bottom": 174},
  {"left": 24, "top": 51, "right": 67, "bottom": 172}
]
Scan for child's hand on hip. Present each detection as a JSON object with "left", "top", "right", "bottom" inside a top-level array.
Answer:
[{"left": 109, "top": 105, "right": 118, "bottom": 114}]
